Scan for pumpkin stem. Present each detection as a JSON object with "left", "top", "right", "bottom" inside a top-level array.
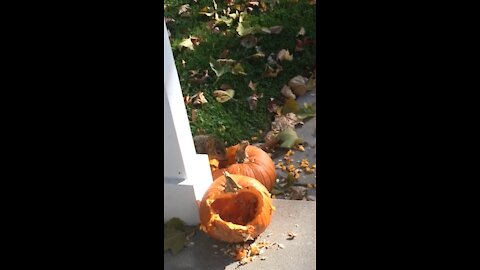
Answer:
[
  {"left": 223, "top": 171, "right": 242, "bottom": 193},
  {"left": 235, "top": 140, "right": 250, "bottom": 163}
]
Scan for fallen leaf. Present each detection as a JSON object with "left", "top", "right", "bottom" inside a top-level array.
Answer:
[
  {"left": 296, "top": 103, "right": 316, "bottom": 120},
  {"left": 213, "top": 89, "right": 235, "bottom": 103},
  {"left": 181, "top": 59, "right": 186, "bottom": 67},
  {"left": 192, "top": 91, "right": 208, "bottom": 105},
  {"left": 247, "top": 93, "right": 261, "bottom": 110},
  {"left": 287, "top": 232, "right": 297, "bottom": 240},
  {"left": 190, "top": 36, "right": 201, "bottom": 46},
  {"left": 199, "top": 6, "right": 215, "bottom": 16},
  {"left": 189, "top": 70, "right": 210, "bottom": 84},
  {"left": 262, "top": 64, "right": 282, "bottom": 78},
  {"left": 288, "top": 75, "right": 308, "bottom": 96},
  {"left": 164, "top": 17, "right": 176, "bottom": 24},
  {"left": 248, "top": 46, "right": 265, "bottom": 59},
  {"left": 277, "top": 49, "right": 293, "bottom": 61},
  {"left": 282, "top": 98, "right": 299, "bottom": 114},
  {"left": 263, "top": 130, "right": 279, "bottom": 150},
  {"left": 180, "top": 11, "right": 192, "bottom": 17},
  {"left": 191, "top": 109, "right": 197, "bottom": 122},
  {"left": 240, "top": 35, "right": 257, "bottom": 48},
  {"left": 295, "top": 37, "right": 312, "bottom": 52},
  {"left": 219, "top": 83, "right": 232, "bottom": 90},
  {"left": 278, "top": 128, "right": 302, "bottom": 148},
  {"left": 269, "top": 26, "right": 283, "bottom": 34},
  {"left": 297, "top": 27, "right": 305, "bottom": 36},
  {"left": 232, "top": 63, "right": 247, "bottom": 75},
  {"left": 248, "top": 80, "right": 258, "bottom": 91},
  {"left": 271, "top": 113, "right": 301, "bottom": 132},
  {"left": 280, "top": 85, "right": 296, "bottom": 99},
  {"left": 164, "top": 218, "right": 187, "bottom": 255},
  {"left": 209, "top": 59, "right": 232, "bottom": 77},
  {"left": 178, "top": 4, "right": 190, "bottom": 15},
  {"left": 179, "top": 38, "right": 195, "bottom": 50},
  {"left": 308, "top": 0, "right": 316, "bottom": 5}
]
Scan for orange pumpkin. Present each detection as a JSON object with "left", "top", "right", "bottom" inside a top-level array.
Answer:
[
  {"left": 212, "top": 141, "right": 276, "bottom": 191},
  {"left": 199, "top": 172, "right": 275, "bottom": 243}
]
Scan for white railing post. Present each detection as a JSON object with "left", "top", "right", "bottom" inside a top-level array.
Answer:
[{"left": 164, "top": 20, "right": 213, "bottom": 225}]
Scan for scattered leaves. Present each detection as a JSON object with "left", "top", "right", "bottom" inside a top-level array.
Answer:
[
  {"left": 213, "top": 89, "right": 235, "bottom": 103},
  {"left": 271, "top": 113, "right": 301, "bottom": 132}
]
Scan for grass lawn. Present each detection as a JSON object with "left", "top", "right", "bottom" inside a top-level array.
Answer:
[{"left": 164, "top": 0, "right": 316, "bottom": 146}]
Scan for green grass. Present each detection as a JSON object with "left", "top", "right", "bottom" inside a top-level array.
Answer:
[{"left": 165, "top": 0, "right": 316, "bottom": 146}]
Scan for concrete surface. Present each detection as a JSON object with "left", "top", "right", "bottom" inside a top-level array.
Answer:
[
  {"left": 164, "top": 199, "right": 316, "bottom": 270},
  {"left": 271, "top": 88, "right": 317, "bottom": 200}
]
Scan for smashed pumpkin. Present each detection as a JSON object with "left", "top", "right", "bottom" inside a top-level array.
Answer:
[
  {"left": 199, "top": 172, "right": 275, "bottom": 243},
  {"left": 212, "top": 141, "right": 276, "bottom": 191}
]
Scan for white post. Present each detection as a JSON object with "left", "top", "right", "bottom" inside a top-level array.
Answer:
[{"left": 164, "top": 21, "right": 213, "bottom": 225}]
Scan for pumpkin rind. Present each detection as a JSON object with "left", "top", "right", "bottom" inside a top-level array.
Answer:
[
  {"left": 212, "top": 144, "right": 276, "bottom": 191},
  {"left": 199, "top": 174, "right": 275, "bottom": 243}
]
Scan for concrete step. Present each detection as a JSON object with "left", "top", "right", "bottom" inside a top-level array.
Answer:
[{"left": 164, "top": 199, "right": 316, "bottom": 269}]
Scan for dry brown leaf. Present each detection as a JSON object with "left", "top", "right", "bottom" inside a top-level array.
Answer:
[
  {"left": 178, "top": 4, "right": 190, "bottom": 15},
  {"left": 192, "top": 91, "right": 208, "bottom": 105},
  {"left": 308, "top": 0, "right": 316, "bottom": 5},
  {"left": 288, "top": 75, "right": 308, "bottom": 96},
  {"left": 277, "top": 49, "right": 293, "bottom": 61},
  {"left": 190, "top": 36, "right": 201, "bottom": 46},
  {"left": 184, "top": 95, "right": 192, "bottom": 105},
  {"left": 248, "top": 80, "right": 258, "bottom": 91},
  {"left": 191, "top": 109, "right": 198, "bottom": 122},
  {"left": 164, "top": 17, "right": 175, "bottom": 24},
  {"left": 287, "top": 232, "right": 297, "bottom": 240},
  {"left": 271, "top": 113, "right": 301, "bottom": 132},
  {"left": 262, "top": 64, "right": 282, "bottom": 78},
  {"left": 281, "top": 85, "right": 296, "bottom": 99},
  {"left": 297, "top": 27, "right": 305, "bottom": 36},
  {"left": 263, "top": 130, "right": 279, "bottom": 151},
  {"left": 247, "top": 93, "right": 262, "bottom": 110}
]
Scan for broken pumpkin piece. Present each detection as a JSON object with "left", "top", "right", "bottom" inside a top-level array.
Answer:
[{"left": 198, "top": 174, "right": 275, "bottom": 243}]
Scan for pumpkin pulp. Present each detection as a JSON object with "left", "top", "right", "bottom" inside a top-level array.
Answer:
[{"left": 210, "top": 190, "right": 259, "bottom": 226}]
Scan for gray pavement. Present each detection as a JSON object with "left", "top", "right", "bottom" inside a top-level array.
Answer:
[
  {"left": 271, "top": 88, "right": 317, "bottom": 200},
  {"left": 164, "top": 199, "right": 316, "bottom": 270}
]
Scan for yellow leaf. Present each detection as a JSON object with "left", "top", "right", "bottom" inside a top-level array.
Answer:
[
  {"left": 213, "top": 89, "right": 235, "bottom": 103},
  {"left": 179, "top": 38, "right": 194, "bottom": 50}
]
